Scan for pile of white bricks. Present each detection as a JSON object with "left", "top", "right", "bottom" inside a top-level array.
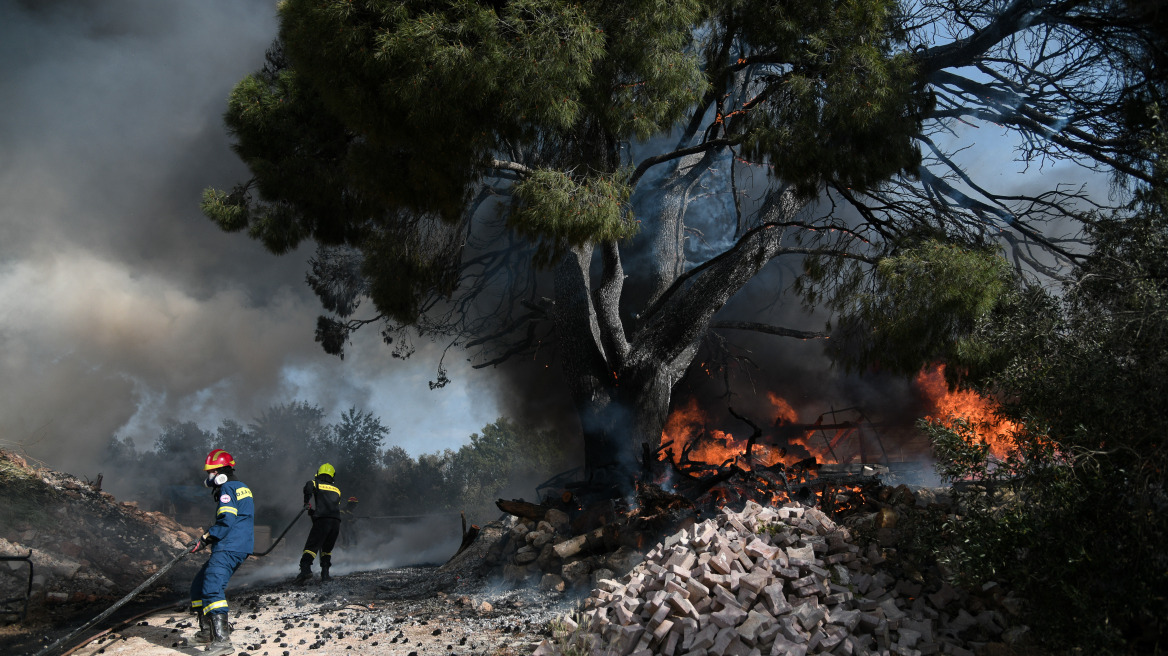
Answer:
[{"left": 537, "top": 500, "right": 1018, "bottom": 656}]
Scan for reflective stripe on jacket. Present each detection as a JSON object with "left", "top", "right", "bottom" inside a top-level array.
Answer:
[
  {"left": 304, "top": 476, "right": 342, "bottom": 520},
  {"left": 208, "top": 480, "right": 255, "bottom": 553}
]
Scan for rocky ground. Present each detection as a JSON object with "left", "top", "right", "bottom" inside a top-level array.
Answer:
[
  {"left": 0, "top": 443, "right": 579, "bottom": 656},
  {"left": 4, "top": 502, "right": 579, "bottom": 656},
  {"left": 55, "top": 563, "right": 579, "bottom": 656},
  {"left": 1, "top": 448, "right": 1040, "bottom": 656}
]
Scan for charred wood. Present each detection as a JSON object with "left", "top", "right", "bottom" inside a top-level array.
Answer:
[
  {"left": 453, "top": 511, "right": 480, "bottom": 557},
  {"left": 495, "top": 498, "right": 551, "bottom": 521}
]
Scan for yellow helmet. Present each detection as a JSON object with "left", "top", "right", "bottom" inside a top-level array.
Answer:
[{"left": 317, "top": 463, "right": 335, "bottom": 477}]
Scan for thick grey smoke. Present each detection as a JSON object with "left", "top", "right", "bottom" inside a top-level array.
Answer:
[
  {"left": 0, "top": 1, "right": 504, "bottom": 477},
  {"left": 0, "top": 1, "right": 1113, "bottom": 487}
]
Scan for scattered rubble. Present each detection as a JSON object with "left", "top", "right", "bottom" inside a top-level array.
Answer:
[
  {"left": 531, "top": 500, "right": 1025, "bottom": 656},
  {"left": 43, "top": 524, "right": 579, "bottom": 656},
  {"left": 2, "top": 447, "right": 1034, "bottom": 656},
  {"left": 0, "top": 449, "right": 203, "bottom": 651}
]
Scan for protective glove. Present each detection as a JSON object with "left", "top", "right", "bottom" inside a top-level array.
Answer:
[{"left": 191, "top": 533, "right": 212, "bottom": 553}]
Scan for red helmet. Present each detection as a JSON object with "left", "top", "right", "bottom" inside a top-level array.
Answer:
[{"left": 204, "top": 449, "right": 235, "bottom": 471}]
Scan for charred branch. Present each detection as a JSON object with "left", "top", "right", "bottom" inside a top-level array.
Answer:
[
  {"left": 495, "top": 498, "right": 552, "bottom": 522},
  {"left": 712, "top": 321, "right": 827, "bottom": 340}
]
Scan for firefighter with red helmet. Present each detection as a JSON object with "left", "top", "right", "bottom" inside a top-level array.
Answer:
[
  {"left": 189, "top": 449, "right": 254, "bottom": 656},
  {"left": 295, "top": 463, "right": 343, "bottom": 583},
  {"left": 340, "top": 496, "right": 360, "bottom": 547}
]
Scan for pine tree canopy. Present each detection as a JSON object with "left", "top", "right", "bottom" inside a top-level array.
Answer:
[
  {"left": 202, "top": 0, "right": 1162, "bottom": 478},
  {"left": 203, "top": 0, "right": 929, "bottom": 324}
]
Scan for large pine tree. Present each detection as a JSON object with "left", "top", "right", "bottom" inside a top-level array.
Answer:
[{"left": 203, "top": 0, "right": 1162, "bottom": 491}]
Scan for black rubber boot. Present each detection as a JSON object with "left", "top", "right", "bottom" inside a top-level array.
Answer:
[
  {"left": 204, "top": 612, "right": 234, "bottom": 656},
  {"left": 193, "top": 610, "right": 211, "bottom": 644},
  {"left": 321, "top": 567, "right": 331, "bottom": 583},
  {"left": 295, "top": 553, "right": 314, "bottom": 584}
]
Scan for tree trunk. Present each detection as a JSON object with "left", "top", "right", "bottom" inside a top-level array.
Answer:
[{"left": 551, "top": 185, "right": 810, "bottom": 496}]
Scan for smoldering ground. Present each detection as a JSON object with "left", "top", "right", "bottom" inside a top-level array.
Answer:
[{"left": 228, "top": 514, "right": 466, "bottom": 588}]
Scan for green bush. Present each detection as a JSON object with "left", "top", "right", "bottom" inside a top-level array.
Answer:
[{"left": 925, "top": 190, "right": 1168, "bottom": 652}]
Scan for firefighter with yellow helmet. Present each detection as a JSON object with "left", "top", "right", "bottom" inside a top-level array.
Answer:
[
  {"left": 190, "top": 448, "right": 254, "bottom": 656},
  {"left": 295, "top": 463, "right": 344, "bottom": 583}
]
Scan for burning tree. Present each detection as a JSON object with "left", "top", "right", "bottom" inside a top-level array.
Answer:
[{"left": 202, "top": 0, "right": 1161, "bottom": 492}]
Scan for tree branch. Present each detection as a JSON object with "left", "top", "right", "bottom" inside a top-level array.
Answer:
[
  {"left": 711, "top": 321, "right": 828, "bottom": 340},
  {"left": 629, "top": 138, "right": 740, "bottom": 188},
  {"left": 489, "top": 159, "right": 534, "bottom": 176}
]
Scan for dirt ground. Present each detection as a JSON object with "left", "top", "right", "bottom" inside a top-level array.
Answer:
[
  {"left": 60, "top": 565, "right": 574, "bottom": 656},
  {"left": 6, "top": 520, "right": 575, "bottom": 656}
]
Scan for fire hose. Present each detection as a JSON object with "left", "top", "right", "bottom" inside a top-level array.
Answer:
[
  {"left": 33, "top": 509, "right": 307, "bottom": 656},
  {"left": 349, "top": 510, "right": 465, "bottom": 520},
  {"left": 251, "top": 507, "right": 306, "bottom": 557},
  {"left": 32, "top": 540, "right": 197, "bottom": 656}
]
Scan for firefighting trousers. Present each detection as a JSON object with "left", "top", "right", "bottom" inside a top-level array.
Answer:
[
  {"left": 300, "top": 517, "right": 340, "bottom": 572},
  {"left": 190, "top": 550, "right": 249, "bottom": 616}
]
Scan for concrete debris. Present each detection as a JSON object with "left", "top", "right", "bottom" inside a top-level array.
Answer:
[{"left": 541, "top": 500, "right": 1023, "bottom": 656}]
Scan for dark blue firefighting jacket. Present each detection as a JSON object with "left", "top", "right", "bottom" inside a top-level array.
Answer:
[{"left": 207, "top": 479, "right": 255, "bottom": 553}]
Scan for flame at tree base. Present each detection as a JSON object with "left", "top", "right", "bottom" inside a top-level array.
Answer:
[{"left": 659, "top": 363, "right": 1017, "bottom": 479}]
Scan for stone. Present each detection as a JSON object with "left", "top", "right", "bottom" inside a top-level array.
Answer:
[
  {"left": 768, "top": 634, "right": 808, "bottom": 656},
  {"left": 502, "top": 563, "right": 530, "bottom": 584},
  {"left": 544, "top": 508, "right": 570, "bottom": 531},
  {"left": 536, "top": 543, "right": 561, "bottom": 572},
  {"left": 792, "top": 603, "right": 826, "bottom": 630},
  {"left": 553, "top": 535, "right": 588, "bottom": 559},
  {"left": 710, "top": 604, "right": 747, "bottom": 629},
  {"left": 785, "top": 545, "right": 815, "bottom": 562},
  {"left": 509, "top": 523, "right": 530, "bottom": 541},
  {"left": 539, "top": 573, "right": 565, "bottom": 592},
  {"left": 561, "top": 560, "right": 592, "bottom": 587},
  {"left": 530, "top": 531, "right": 554, "bottom": 549},
  {"left": 737, "top": 609, "right": 773, "bottom": 644},
  {"left": 607, "top": 546, "right": 645, "bottom": 575},
  {"left": 591, "top": 568, "right": 616, "bottom": 586}
]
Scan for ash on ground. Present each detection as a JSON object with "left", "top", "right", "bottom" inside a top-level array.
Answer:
[{"left": 58, "top": 519, "right": 584, "bottom": 656}]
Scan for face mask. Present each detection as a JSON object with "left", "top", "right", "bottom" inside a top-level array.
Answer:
[{"left": 205, "top": 472, "right": 228, "bottom": 487}]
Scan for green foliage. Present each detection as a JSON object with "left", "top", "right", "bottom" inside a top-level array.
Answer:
[
  {"left": 262, "top": 0, "right": 706, "bottom": 226},
  {"left": 729, "top": 0, "right": 930, "bottom": 197},
  {"left": 314, "top": 408, "right": 389, "bottom": 501},
  {"left": 98, "top": 410, "right": 575, "bottom": 529},
  {"left": 925, "top": 178, "right": 1168, "bottom": 652},
  {"left": 203, "top": 55, "right": 371, "bottom": 254},
  {"left": 548, "top": 611, "right": 596, "bottom": 656},
  {"left": 384, "top": 417, "right": 577, "bottom": 521},
  {"left": 358, "top": 221, "right": 463, "bottom": 324},
  {"left": 921, "top": 418, "right": 1043, "bottom": 585},
  {"left": 154, "top": 421, "right": 214, "bottom": 461},
  {"left": 511, "top": 168, "right": 637, "bottom": 264},
  {"left": 240, "top": 400, "right": 330, "bottom": 470},
  {"left": 823, "top": 240, "right": 1014, "bottom": 375},
  {"left": 204, "top": 0, "right": 930, "bottom": 335}
]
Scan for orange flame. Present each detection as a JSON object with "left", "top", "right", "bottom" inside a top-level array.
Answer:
[
  {"left": 914, "top": 363, "right": 1018, "bottom": 459},
  {"left": 767, "top": 392, "right": 798, "bottom": 424},
  {"left": 660, "top": 394, "right": 840, "bottom": 473}
]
